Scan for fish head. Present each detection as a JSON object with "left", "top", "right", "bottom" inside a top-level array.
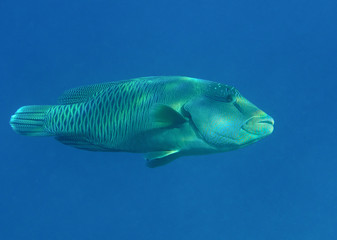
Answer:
[{"left": 183, "top": 82, "right": 274, "bottom": 151}]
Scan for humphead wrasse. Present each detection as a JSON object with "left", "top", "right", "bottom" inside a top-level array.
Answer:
[{"left": 10, "top": 76, "right": 274, "bottom": 167}]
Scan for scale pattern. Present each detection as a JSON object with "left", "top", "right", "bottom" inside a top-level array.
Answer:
[{"left": 44, "top": 79, "right": 168, "bottom": 149}]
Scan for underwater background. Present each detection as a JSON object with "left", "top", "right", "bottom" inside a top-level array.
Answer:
[{"left": 1, "top": 0, "right": 337, "bottom": 239}]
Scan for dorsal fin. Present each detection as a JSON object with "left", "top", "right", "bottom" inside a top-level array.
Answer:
[{"left": 58, "top": 82, "right": 117, "bottom": 104}]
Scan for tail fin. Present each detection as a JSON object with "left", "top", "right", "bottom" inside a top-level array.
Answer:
[{"left": 10, "top": 105, "right": 53, "bottom": 136}]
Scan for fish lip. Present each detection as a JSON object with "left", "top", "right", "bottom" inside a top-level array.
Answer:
[
  {"left": 240, "top": 127, "right": 258, "bottom": 136},
  {"left": 241, "top": 116, "right": 274, "bottom": 135},
  {"left": 257, "top": 118, "right": 274, "bottom": 125},
  {"left": 243, "top": 116, "right": 274, "bottom": 126}
]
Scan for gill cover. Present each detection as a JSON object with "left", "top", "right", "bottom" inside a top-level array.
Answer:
[{"left": 183, "top": 82, "right": 244, "bottom": 148}]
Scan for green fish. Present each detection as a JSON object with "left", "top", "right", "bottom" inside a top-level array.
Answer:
[{"left": 9, "top": 76, "right": 274, "bottom": 167}]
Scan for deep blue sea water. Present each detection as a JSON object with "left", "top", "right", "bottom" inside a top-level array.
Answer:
[{"left": 1, "top": 0, "right": 337, "bottom": 239}]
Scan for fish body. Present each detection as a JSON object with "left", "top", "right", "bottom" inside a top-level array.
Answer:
[{"left": 10, "top": 76, "right": 274, "bottom": 167}]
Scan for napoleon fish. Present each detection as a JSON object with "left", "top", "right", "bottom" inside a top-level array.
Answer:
[{"left": 9, "top": 76, "right": 274, "bottom": 167}]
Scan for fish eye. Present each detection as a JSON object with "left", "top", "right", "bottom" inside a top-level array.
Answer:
[
  {"left": 205, "top": 83, "right": 239, "bottom": 103},
  {"left": 224, "top": 94, "right": 234, "bottom": 103},
  {"left": 205, "top": 93, "right": 236, "bottom": 103}
]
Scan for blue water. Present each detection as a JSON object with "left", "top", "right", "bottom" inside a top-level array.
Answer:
[{"left": 1, "top": 0, "right": 337, "bottom": 239}]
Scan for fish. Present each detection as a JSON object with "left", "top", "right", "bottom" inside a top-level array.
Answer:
[{"left": 9, "top": 76, "right": 274, "bottom": 167}]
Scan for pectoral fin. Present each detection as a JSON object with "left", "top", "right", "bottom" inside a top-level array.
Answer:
[
  {"left": 150, "top": 104, "right": 186, "bottom": 128},
  {"left": 145, "top": 150, "right": 180, "bottom": 168}
]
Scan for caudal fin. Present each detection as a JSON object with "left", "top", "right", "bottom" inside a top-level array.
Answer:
[{"left": 10, "top": 105, "right": 53, "bottom": 136}]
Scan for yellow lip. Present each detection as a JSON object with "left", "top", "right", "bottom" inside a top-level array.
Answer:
[{"left": 242, "top": 115, "right": 274, "bottom": 136}]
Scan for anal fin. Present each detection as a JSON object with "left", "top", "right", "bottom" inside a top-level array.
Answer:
[{"left": 55, "top": 136, "right": 109, "bottom": 151}]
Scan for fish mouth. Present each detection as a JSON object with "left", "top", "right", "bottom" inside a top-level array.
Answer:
[
  {"left": 257, "top": 118, "right": 274, "bottom": 125},
  {"left": 241, "top": 115, "right": 274, "bottom": 136}
]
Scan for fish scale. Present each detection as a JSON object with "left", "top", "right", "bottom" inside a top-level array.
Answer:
[{"left": 56, "top": 79, "right": 167, "bottom": 149}]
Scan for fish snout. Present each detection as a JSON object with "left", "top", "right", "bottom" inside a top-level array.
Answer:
[{"left": 241, "top": 115, "right": 274, "bottom": 136}]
